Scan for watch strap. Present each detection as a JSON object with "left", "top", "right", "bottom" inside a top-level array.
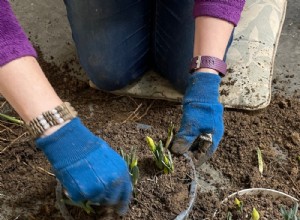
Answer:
[{"left": 189, "top": 55, "right": 227, "bottom": 77}]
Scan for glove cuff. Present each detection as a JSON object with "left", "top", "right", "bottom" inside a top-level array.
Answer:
[
  {"left": 184, "top": 72, "right": 221, "bottom": 103},
  {"left": 35, "top": 117, "right": 100, "bottom": 170}
]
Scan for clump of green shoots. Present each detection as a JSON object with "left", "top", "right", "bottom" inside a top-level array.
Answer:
[
  {"left": 146, "top": 124, "right": 174, "bottom": 174},
  {"left": 120, "top": 147, "right": 139, "bottom": 186},
  {"left": 280, "top": 203, "right": 300, "bottom": 220}
]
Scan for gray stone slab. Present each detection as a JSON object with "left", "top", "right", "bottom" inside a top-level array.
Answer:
[{"left": 272, "top": 0, "right": 300, "bottom": 97}]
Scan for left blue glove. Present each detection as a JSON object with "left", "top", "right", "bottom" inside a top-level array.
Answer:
[
  {"left": 35, "top": 118, "right": 132, "bottom": 214},
  {"left": 171, "top": 72, "right": 224, "bottom": 160}
]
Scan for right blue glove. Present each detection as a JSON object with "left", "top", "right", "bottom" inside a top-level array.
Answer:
[
  {"left": 35, "top": 118, "right": 132, "bottom": 214},
  {"left": 171, "top": 73, "right": 224, "bottom": 163}
]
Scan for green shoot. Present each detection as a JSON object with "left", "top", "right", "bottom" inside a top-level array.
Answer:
[
  {"left": 280, "top": 203, "right": 300, "bottom": 220},
  {"left": 234, "top": 197, "right": 243, "bottom": 213},
  {"left": 146, "top": 137, "right": 174, "bottom": 174},
  {"left": 165, "top": 123, "right": 174, "bottom": 149},
  {"left": 257, "top": 147, "right": 264, "bottom": 175},
  {"left": 0, "top": 113, "right": 24, "bottom": 125},
  {"left": 120, "top": 147, "right": 139, "bottom": 186},
  {"left": 62, "top": 199, "right": 95, "bottom": 214},
  {"left": 252, "top": 207, "right": 260, "bottom": 220},
  {"left": 297, "top": 155, "right": 300, "bottom": 163},
  {"left": 226, "top": 211, "right": 233, "bottom": 220}
]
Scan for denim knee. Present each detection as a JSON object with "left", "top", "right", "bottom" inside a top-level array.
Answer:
[
  {"left": 64, "top": 0, "right": 152, "bottom": 91},
  {"left": 84, "top": 54, "right": 148, "bottom": 91}
]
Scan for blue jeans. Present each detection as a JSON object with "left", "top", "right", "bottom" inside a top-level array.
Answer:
[{"left": 64, "top": 0, "right": 233, "bottom": 93}]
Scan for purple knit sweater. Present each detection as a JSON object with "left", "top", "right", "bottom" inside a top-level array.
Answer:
[
  {"left": 0, "top": 0, "right": 245, "bottom": 67},
  {"left": 0, "top": 0, "right": 37, "bottom": 66}
]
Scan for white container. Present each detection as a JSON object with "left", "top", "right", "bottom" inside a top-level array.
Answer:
[{"left": 213, "top": 188, "right": 299, "bottom": 218}]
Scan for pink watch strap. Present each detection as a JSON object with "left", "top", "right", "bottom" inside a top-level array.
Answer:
[{"left": 189, "top": 55, "right": 227, "bottom": 77}]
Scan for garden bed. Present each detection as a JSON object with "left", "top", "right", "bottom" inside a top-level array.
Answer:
[{"left": 0, "top": 54, "right": 299, "bottom": 219}]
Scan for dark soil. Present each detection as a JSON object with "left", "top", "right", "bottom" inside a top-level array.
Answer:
[
  {"left": 0, "top": 53, "right": 299, "bottom": 220},
  {"left": 190, "top": 94, "right": 300, "bottom": 219}
]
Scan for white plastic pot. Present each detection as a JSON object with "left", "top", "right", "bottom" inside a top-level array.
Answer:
[{"left": 213, "top": 188, "right": 299, "bottom": 218}]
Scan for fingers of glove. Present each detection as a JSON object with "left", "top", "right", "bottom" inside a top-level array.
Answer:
[
  {"left": 172, "top": 122, "right": 206, "bottom": 155},
  {"left": 102, "top": 172, "right": 132, "bottom": 215},
  {"left": 56, "top": 143, "right": 129, "bottom": 204},
  {"left": 58, "top": 159, "right": 106, "bottom": 203},
  {"left": 171, "top": 104, "right": 214, "bottom": 154},
  {"left": 171, "top": 135, "right": 197, "bottom": 154},
  {"left": 84, "top": 147, "right": 130, "bottom": 203},
  {"left": 84, "top": 145, "right": 131, "bottom": 205},
  {"left": 101, "top": 178, "right": 126, "bottom": 206},
  {"left": 201, "top": 116, "right": 224, "bottom": 160},
  {"left": 207, "top": 122, "right": 224, "bottom": 156},
  {"left": 55, "top": 169, "right": 86, "bottom": 203},
  {"left": 116, "top": 174, "right": 133, "bottom": 215}
]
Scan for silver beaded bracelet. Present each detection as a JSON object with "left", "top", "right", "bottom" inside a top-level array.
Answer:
[{"left": 26, "top": 102, "right": 78, "bottom": 138}]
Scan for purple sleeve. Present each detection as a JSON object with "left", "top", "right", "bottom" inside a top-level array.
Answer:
[
  {"left": 0, "top": 0, "right": 37, "bottom": 67},
  {"left": 194, "top": 0, "right": 246, "bottom": 26}
]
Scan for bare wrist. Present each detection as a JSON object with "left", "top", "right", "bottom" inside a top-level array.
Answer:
[
  {"left": 41, "top": 120, "right": 71, "bottom": 137},
  {"left": 197, "top": 68, "right": 219, "bottom": 75}
]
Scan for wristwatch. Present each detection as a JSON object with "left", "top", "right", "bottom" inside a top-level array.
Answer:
[{"left": 189, "top": 55, "right": 227, "bottom": 77}]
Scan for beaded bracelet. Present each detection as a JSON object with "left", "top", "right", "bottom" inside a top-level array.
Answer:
[{"left": 26, "top": 102, "right": 78, "bottom": 139}]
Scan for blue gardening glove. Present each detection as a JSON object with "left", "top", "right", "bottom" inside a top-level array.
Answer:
[
  {"left": 171, "top": 72, "right": 224, "bottom": 161},
  {"left": 35, "top": 118, "right": 132, "bottom": 214}
]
